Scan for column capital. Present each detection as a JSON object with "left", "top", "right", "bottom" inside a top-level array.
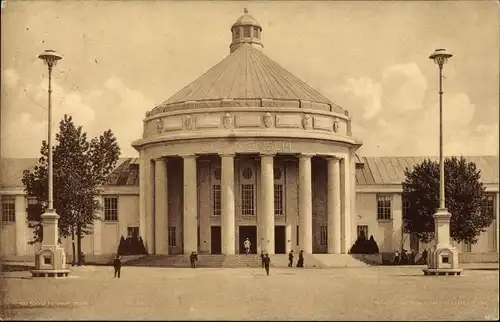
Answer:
[
  {"left": 219, "top": 153, "right": 235, "bottom": 158},
  {"left": 299, "top": 153, "right": 315, "bottom": 159},
  {"left": 179, "top": 153, "right": 198, "bottom": 159},
  {"left": 325, "top": 155, "right": 341, "bottom": 162}
]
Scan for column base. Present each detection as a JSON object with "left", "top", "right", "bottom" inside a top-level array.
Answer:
[
  {"left": 32, "top": 245, "right": 70, "bottom": 278},
  {"left": 423, "top": 244, "right": 462, "bottom": 276}
]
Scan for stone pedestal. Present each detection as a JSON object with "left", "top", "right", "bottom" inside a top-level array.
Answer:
[
  {"left": 423, "top": 208, "right": 463, "bottom": 276},
  {"left": 31, "top": 211, "right": 70, "bottom": 278}
]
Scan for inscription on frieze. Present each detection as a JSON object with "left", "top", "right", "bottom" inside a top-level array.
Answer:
[{"left": 200, "top": 141, "right": 292, "bottom": 153}]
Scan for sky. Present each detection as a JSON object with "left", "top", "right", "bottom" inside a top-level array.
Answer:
[{"left": 1, "top": 0, "right": 498, "bottom": 158}]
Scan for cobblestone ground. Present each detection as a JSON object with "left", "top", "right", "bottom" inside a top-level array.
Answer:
[{"left": 2, "top": 265, "right": 499, "bottom": 321}]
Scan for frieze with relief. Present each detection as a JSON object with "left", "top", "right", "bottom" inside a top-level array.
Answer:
[
  {"left": 302, "top": 114, "right": 312, "bottom": 130},
  {"left": 156, "top": 118, "right": 164, "bottom": 135},
  {"left": 184, "top": 115, "right": 194, "bottom": 130},
  {"left": 263, "top": 112, "right": 273, "bottom": 128},
  {"left": 223, "top": 113, "right": 233, "bottom": 129},
  {"left": 333, "top": 117, "right": 340, "bottom": 133}
]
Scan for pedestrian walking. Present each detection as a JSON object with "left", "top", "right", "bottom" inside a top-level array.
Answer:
[
  {"left": 288, "top": 250, "right": 294, "bottom": 267},
  {"left": 113, "top": 255, "right": 122, "bottom": 278},
  {"left": 296, "top": 250, "right": 304, "bottom": 268},
  {"left": 260, "top": 251, "right": 265, "bottom": 268},
  {"left": 263, "top": 253, "right": 271, "bottom": 275},
  {"left": 393, "top": 250, "right": 400, "bottom": 265},
  {"left": 244, "top": 238, "right": 251, "bottom": 255},
  {"left": 190, "top": 251, "right": 198, "bottom": 268}
]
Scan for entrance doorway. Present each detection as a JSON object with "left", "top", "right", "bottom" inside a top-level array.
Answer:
[
  {"left": 211, "top": 226, "right": 221, "bottom": 254},
  {"left": 275, "top": 226, "right": 286, "bottom": 254},
  {"left": 239, "top": 226, "right": 257, "bottom": 254}
]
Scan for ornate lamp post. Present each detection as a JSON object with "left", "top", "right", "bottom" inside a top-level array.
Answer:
[
  {"left": 31, "top": 50, "right": 70, "bottom": 278},
  {"left": 423, "top": 49, "right": 462, "bottom": 276}
]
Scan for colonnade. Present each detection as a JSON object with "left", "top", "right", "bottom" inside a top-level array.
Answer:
[{"left": 139, "top": 153, "right": 353, "bottom": 255}]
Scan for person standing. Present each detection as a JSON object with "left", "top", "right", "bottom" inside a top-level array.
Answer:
[
  {"left": 263, "top": 253, "right": 271, "bottom": 276},
  {"left": 288, "top": 250, "right": 294, "bottom": 267},
  {"left": 296, "top": 250, "right": 304, "bottom": 268},
  {"left": 113, "top": 255, "right": 122, "bottom": 278},
  {"left": 260, "top": 251, "right": 265, "bottom": 268},
  {"left": 190, "top": 251, "right": 198, "bottom": 268},
  {"left": 244, "top": 238, "right": 251, "bottom": 255}
]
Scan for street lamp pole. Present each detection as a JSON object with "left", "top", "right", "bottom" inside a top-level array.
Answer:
[
  {"left": 38, "top": 50, "right": 62, "bottom": 212},
  {"left": 31, "top": 49, "right": 70, "bottom": 278},
  {"left": 423, "top": 48, "right": 462, "bottom": 276}
]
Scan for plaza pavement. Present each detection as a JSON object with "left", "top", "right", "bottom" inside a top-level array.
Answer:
[{"left": 1, "top": 265, "right": 498, "bottom": 321}]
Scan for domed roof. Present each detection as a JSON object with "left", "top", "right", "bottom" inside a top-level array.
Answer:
[
  {"left": 158, "top": 44, "right": 343, "bottom": 113},
  {"left": 232, "top": 8, "right": 261, "bottom": 29}
]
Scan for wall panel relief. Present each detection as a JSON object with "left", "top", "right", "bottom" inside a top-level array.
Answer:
[
  {"left": 163, "top": 116, "right": 183, "bottom": 131},
  {"left": 275, "top": 114, "right": 302, "bottom": 129},
  {"left": 195, "top": 114, "right": 221, "bottom": 129},
  {"left": 236, "top": 115, "right": 262, "bottom": 128},
  {"left": 313, "top": 116, "right": 333, "bottom": 132}
]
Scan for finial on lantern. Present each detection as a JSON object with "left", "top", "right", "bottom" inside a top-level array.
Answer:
[{"left": 244, "top": 8, "right": 248, "bottom": 14}]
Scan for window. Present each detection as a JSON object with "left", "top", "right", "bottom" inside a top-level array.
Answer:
[
  {"left": 243, "top": 26, "right": 250, "bottom": 37},
  {"left": 296, "top": 225, "right": 299, "bottom": 246},
  {"left": 212, "top": 184, "right": 221, "bottom": 216},
  {"left": 274, "top": 184, "right": 283, "bottom": 215},
  {"left": 1, "top": 197, "right": 15, "bottom": 222},
  {"left": 254, "top": 27, "right": 259, "bottom": 38},
  {"left": 168, "top": 226, "right": 177, "bottom": 247},
  {"left": 26, "top": 197, "right": 42, "bottom": 221},
  {"left": 357, "top": 225, "right": 368, "bottom": 238},
  {"left": 377, "top": 195, "right": 392, "bottom": 220},
  {"left": 402, "top": 198, "right": 410, "bottom": 218},
  {"left": 242, "top": 167, "right": 253, "bottom": 180},
  {"left": 127, "top": 227, "right": 139, "bottom": 238},
  {"left": 482, "top": 194, "right": 495, "bottom": 218},
  {"left": 104, "top": 197, "right": 118, "bottom": 221},
  {"left": 213, "top": 168, "right": 221, "bottom": 181},
  {"left": 463, "top": 242, "right": 472, "bottom": 253},
  {"left": 241, "top": 184, "right": 255, "bottom": 215},
  {"left": 320, "top": 226, "right": 328, "bottom": 246}
]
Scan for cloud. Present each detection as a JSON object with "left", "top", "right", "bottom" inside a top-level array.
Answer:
[
  {"left": 2, "top": 68, "right": 20, "bottom": 88},
  {"left": 340, "top": 63, "right": 498, "bottom": 157},
  {"left": 1, "top": 75, "right": 151, "bottom": 158}
]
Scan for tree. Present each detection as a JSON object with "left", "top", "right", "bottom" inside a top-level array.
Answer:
[
  {"left": 402, "top": 156, "right": 494, "bottom": 245},
  {"left": 22, "top": 115, "right": 120, "bottom": 265}
]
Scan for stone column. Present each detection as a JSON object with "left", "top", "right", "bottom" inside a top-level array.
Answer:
[
  {"left": 340, "top": 157, "right": 351, "bottom": 254},
  {"left": 496, "top": 192, "right": 500, "bottom": 253},
  {"left": 392, "top": 194, "right": 403, "bottom": 251},
  {"left": 327, "top": 157, "right": 341, "bottom": 254},
  {"left": 93, "top": 196, "right": 103, "bottom": 256},
  {"left": 260, "top": 153, "right": 275, "bottom": 254},
  {"left": 139, "top": 155, "right": 154, "bottom": 253},
  {"left": 154, "top": 158, "right": 168, "bottom": 255},
  {"left": 15, "top": 196, "right": 27, "bottom": 256},
  {"left": 198, "top": 160, "right": 211, "bottom": 254},
  {"left": 221, "top": 154, "right": 236, "bottom": 255},
  {"left": 182, "top": 155, "right": 198, "bottom": 254},
  {"left": 299, "top": 154, "right": 313, "bottom": 254}
]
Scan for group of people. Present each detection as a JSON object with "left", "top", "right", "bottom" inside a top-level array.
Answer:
[{"left": 393, "top": 248, "right": 428, "bottom": 265}]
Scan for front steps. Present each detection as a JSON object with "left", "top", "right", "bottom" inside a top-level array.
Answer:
[{"left": 114, "top": 254, "right": 380, "bottom": 268}]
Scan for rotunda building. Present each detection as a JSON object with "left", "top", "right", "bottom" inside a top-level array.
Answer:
[{"left": 132, "top": 9, "right": 362, "bottom": 256}]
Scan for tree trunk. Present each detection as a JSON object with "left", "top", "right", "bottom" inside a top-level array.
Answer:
[
  {"left": 71, "top": 226, "right": 76, "bottom": 266},
  {"left": 77, "top": 224, "right": 82, "bottom": 266}
]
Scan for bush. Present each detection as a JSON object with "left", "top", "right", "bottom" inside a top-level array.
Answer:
[
  {"left": 349, "top": 232, "right": 379, "bottom": 254},
  {"left": 116, "top": 233, "right": 148, "bottom": 256},
  {"left": 367, "top": 235, "right": 379, "bottom": 254}
]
